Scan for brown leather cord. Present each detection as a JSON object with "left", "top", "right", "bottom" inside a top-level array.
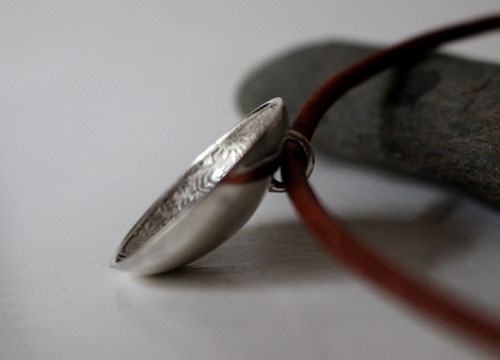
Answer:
[
  {"left": 281, "top": 15, "right": 500, "bottom": 351},
  {"left": 223, "top": 14, "right": 500, "bottom": 350},
  {"left": 282, "top": 142, "right": 500, "bottom": 351}
]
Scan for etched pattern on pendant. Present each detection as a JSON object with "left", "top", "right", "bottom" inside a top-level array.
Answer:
[{"left": 116, "top": 103, "right": 277, "bottom": 261}]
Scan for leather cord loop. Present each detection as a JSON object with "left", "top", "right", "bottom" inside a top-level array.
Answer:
[
  {"left": 283, "top": 14, "right": 500, "bottom": 352},
  {"left": 226, "top": 14, "right": 500, "bottom": 351}
]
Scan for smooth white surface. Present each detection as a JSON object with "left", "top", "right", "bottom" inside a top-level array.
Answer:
[{"left": 1, "top": 1, "right": 499, "bottom": 359}]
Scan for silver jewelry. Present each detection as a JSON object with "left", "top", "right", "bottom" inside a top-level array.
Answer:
[{"left": 111, "top": 98, "right": 288, "bottom": 275}]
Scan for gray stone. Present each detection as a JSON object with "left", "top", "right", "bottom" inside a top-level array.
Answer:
[{"left": 237, "top": 41, "right": 500, "bottom": 206}]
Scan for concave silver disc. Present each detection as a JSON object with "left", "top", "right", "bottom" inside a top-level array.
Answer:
[{"left": 111, "top": 98, "right": 288, "bottom": 275}]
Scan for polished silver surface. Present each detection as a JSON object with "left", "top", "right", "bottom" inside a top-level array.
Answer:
[{"left": 111, "top": 98, "right": 288, "bottom": 275}]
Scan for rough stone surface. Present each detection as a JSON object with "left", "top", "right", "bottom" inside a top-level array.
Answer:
[{"left": 237, "top": 41, "right": 500, "bottom": 206}]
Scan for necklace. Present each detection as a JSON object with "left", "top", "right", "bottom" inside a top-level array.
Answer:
[{"left": 111, "top": 14, "right": 500, "bottom": 351}]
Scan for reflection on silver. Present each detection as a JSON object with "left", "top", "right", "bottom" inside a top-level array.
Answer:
[{"left": 111, "top": 98, "right": 288, "bottom": 275}]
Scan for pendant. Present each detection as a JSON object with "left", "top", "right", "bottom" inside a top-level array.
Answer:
[{"left": 111, "top": 98, "right": 288, "bottom": 275}]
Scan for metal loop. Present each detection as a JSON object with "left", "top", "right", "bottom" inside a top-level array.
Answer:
[{"left": 269, "top": 130, "right": 315, "bottom": 193}]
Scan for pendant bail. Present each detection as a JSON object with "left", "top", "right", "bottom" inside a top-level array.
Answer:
[{"left": 269, "top": 130, "right": 315, "bottom": 193}]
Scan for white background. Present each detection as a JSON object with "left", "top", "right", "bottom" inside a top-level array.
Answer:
[{"left": 1, "top": 1, "right": 499, "bottom": 359}]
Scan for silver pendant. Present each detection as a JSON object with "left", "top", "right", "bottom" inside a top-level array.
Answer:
[{"left": 111, "top": 98, "right": 288, "bottom": 275}]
